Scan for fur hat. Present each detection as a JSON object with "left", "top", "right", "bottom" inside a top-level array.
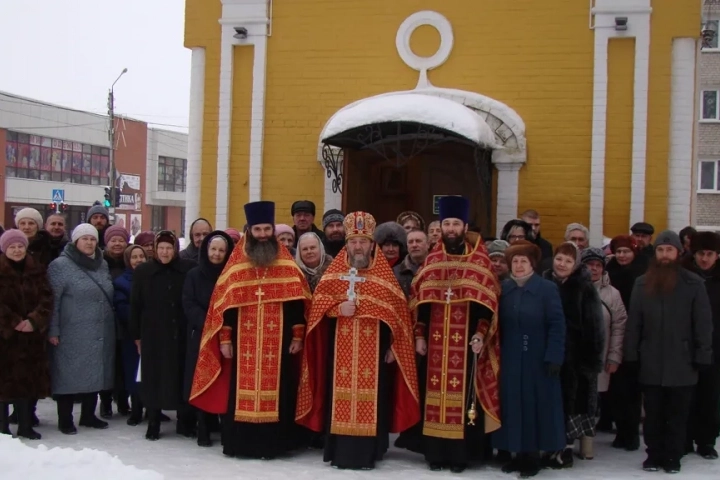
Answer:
[
  {"left": 610, "top": 235, "right": 638, "bottom": 254},
  {"left": 690, "top": 231, "right": 720, "bottom": 254},
  {"left": 505, "top": 240, "right": 541, "bottom": 268},
  {"left": 14, "top": 208, "right": 43, "bottom": 229},
  {"left": 104, "top": 225, "right": 129, "bottom": 245},
  {"left": 0, "top": 229, "right": 29, "bottom": 253},
  {"left": 374, "top": 221, "right": 407, "bottom": 246},
  {"left": 71, "top": 223, "right": 99, "bottom": 243}
]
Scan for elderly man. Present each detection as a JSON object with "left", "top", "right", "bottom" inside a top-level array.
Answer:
[
  {"left": 521, "top": 209, "right": 553, "bottom": 260},
  {"left": 565, "top": 223, "right": 589, "bottom": 250},
  {"left": 291, "top": 200, "right": 324, "bottom": 247},
  {"left": 44, "top": 213, "right": 68, "bottom": 261},
  {"left": 393, "top": 229, "right": 430, "bottom": 297},
  {"left": 631, "top": 222, "right": 655, "bottom": 261},
  {"left": 624, "top": 231, "right": 713, "bottom": 473},
  {"left": 180, "top": 218, "right": 212, "bottom": 263}
]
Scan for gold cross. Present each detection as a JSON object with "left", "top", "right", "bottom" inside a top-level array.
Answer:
[
  {"left": 433, "top": 330, "right": 441, "bottom": 341},
  {"left": 264, "top": 350, "right": 276, "bottom": 364},
  {"left": 243, "top": 319, "right": 254, "bottom": 330},
  {"left": 363, "top": 326, "right": 373, "bottom": 337},
  {"left": 340, "top": 324, "right": 350, "bottom": 336},
  {"left": 452, "top": 332, "right": 463, "bottom": 344},
  {"left": 431, "top": 375, "right": 439, "bottom": 386},
  {"left": 449, "top": 376, "right": 460, "bottom": 388},
  {"left": 339, "top": 367, "right": 348, "bottom": 377},
  {"left": 243, "top": 350, "right": 253, "bottom": 361},
  {"left": 266, "top": 320, "right": 277, "bottom": 331},
  {"left": 362, "top": 368, "right": 371, "bottom": 379},
  {"left": 255, "top": 287, "right": 265, "bottom": 302}
]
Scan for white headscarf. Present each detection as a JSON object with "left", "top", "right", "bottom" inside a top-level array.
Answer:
[{"left": 295, "top": 232, "right": 328, "bottom": 275}]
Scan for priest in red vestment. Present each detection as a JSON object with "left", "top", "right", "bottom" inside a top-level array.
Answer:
[
  {"left": 190, "top": 201, "right": 312, "bottom": 459},
  {"left": 296, "top": 211, "right": 420, "bottom": 470},
  {"left": 407, "top": 196, "right": 501, "bottom": 473}
]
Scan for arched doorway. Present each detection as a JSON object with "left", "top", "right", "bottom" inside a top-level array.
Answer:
[{"left": 318, "top": 88, "right": 527, "bottom": 235}]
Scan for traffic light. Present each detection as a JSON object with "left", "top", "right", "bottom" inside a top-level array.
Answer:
[
  {"left": 104, "top": 187, "right": 112, "bottom": 208},
  {"left": 60, "top": 202, "right": 69, "bottom": 212},
  {"left": 49, "top": 202, "right": 57, "bottom": 212}
]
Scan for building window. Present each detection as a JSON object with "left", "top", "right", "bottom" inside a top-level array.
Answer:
[
  {"left": 699, "top": 160, "right": 720, "bottom": 192},
  {"left": 702, "top": 20, "right": 719, "bottom": 50},
  {"left": 151, "top": 206, "right": 167, "bottom": 231},
  {"left": 702, "top": 91, "right": 720, "bottom": 120},
  {"left": 4, "top": 130, "right": 109, "bottom": 185},
  {"left": 158, "top": 156, "right": 187, "bottom": 193}
]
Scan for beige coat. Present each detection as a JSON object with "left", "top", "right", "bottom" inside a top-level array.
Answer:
[{"left": 594, "top": 271, "right": 627, "bottom": 392}]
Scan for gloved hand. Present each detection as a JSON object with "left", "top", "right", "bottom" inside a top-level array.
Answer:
[{"left": 546, "top": 363, "right": 561, "bottom": 378}]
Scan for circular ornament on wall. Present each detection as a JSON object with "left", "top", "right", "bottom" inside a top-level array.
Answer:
[{"left": 396, "top": 10, "right": 454, "bottom": 86}]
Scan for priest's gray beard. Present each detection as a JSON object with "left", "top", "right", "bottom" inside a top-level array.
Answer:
[
  {"left": 349, "top": 251, "right": 371, "bottom": 269},
  {"left": 246, "top": 234, "right": 279, "bottom": 267}
]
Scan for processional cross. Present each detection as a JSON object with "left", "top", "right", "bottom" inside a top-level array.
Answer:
[
  {"left": 444, "top": 286, "right": 455, "bottom": 304},
  {"left": 340, "top": 267, "right": 366, "bottom": 304}
]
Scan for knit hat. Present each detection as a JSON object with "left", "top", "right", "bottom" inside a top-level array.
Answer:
[
  {"left": 487, "top": 239, "right": 510, "bottom": 258},
  {"left": 275, "top": 224, "right": 295, "bottom": 238},
  {"left": 504, "top": 240, "right": 541, "bottom": 268},
  {"left": 581, "top": 247, "right": 606, "bottom": 267},
  {"left": 14, "top": 208, "right": 43, "bottom": 229},
  {"left": 87, "top": 204, "right": 110, "bottom": 222},
  {"left": 123, "top": 245, "right": 146, "bottom": 268},
  {"left": 225, "top": 228, "right": 242, "bottom": 243},
  {"left": 322, "top": 209, "right": 345, "bottom": 230},
  {"left": 71, "top": 223, "right": 99, "bottom": 243},
  {"left": 104, "top": 225, "right": 129, "bottom": 245},
  {"left": 134, "top": 231, "right": 155, "bottom": 246},
  {"left": 654, "top": 230, "right": 682, "bottom": 252},
  {"left": 690, "top": 231, "right": 720, "bottom": 254},
  {"left": 0, "top": 229, "right": 29, "bottom": 253},
  {"left": 291, "top": 200, "right": 316, "bottom": 216},
  {"left": 610, "top": 235, "right": 638, "bottom": 254}
]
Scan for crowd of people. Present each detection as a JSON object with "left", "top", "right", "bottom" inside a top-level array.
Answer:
[{"left": 0, "top": 197, "right": 718, "bottom": 478}]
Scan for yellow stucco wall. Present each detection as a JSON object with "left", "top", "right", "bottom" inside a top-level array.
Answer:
[{"left": 186, "top": 0, "right": 700, "bottom": 242}]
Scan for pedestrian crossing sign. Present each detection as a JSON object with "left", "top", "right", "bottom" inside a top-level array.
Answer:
[{"left": 52, "top": 189, "right": 64, "bottom": 203}]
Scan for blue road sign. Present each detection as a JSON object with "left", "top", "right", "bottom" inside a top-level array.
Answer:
[{"left": 52, "top": 189, "right": 65, "bottom": 203}]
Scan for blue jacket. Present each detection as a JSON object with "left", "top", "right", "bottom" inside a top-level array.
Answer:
[{"left": 113, "top": 268, "right": 133, "bottom": 341}]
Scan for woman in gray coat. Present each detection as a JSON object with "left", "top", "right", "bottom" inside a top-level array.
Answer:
[{"left": 47, "top": 223, "right": 115, "bottom": 435}]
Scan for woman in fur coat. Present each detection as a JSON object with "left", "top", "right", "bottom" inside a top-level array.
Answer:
[
  {"left": 542, "top": 242, "right": 605, "bottom": 469},
  {"left": 0, "top": 229, "right": 53, "bottom": 440}
]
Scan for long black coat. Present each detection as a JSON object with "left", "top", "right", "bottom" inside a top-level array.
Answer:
[
  {"left": 130, "top": 256, "right": 195, "bottom": 410},
  {"left": 543, "top": 268, "right": 605, "bottom": 415},
  {"left": 624, "top": 267, "right": 713, "bottom": 386},
  {"left": 181, "top": 231, "right": 234, "bottom": 401},
  {"left": 683, "top": 257, "right": 720, "bottom": 365}
]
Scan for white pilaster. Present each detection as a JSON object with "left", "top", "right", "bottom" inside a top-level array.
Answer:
[
  {"left": 667, "top": 38, "right": 697, "bottom": 231},
  {"left": 589, "top": 0, "right": 652, "bottom": 246},
  {"left": 215, "top": 25, "right": 234, "bottom": 230},
  {"left": 185, "top": 47, "right": 205, "bottom": 237},
  {"left": 492, "top": 150, "right": 525, "bottom": 235}
]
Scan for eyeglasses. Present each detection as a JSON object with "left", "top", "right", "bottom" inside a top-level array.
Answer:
[{"left": 508, "top": 235, "right": 526, "bottom": 241}]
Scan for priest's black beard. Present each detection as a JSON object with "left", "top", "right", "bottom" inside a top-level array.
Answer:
[
  {"left": 246, "top": 234, "right": 279, "bottom": 267},
  {"left": 441, "top": 232, "right": 464, "bottom": 252}
]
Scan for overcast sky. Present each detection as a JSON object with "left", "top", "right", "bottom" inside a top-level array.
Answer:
[{"left": 0, "top": 0, "right": 190, "bottom": 131}]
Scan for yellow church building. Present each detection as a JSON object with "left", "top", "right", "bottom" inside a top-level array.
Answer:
[{"left": 183, "top": 0, "right": 702, "bottom": 245}]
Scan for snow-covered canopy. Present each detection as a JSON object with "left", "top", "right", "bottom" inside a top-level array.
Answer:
[{"left": 320, "top": 92, "right": 498, "bottom": 149}]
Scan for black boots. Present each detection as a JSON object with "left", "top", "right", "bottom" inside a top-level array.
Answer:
[
  {"left": 8, "top": 400, "right": 39, "bottom": 427},
  {"left": 56, "top": 395, "right": 77, "bottom": 435},
  {"left": 197, "top": 411, "right": 212, "bottom": 447},
  {"left": 127, "top": 394, "right": 144, "bottom": 426},
  {"left": 116, "top": 391, "right": 130, "bottom": 416},
  {"left": 0, "top": 402, "right": 10, "bottom": 435},
  {"left": 15, "top": 400, "right": 41, "bottom": 440},
  {"left": 79, "top": 393, "right": 109, "bottom": 430},
  {"left": 99, "top": 390, "right": 113, "bottom": 419},
  {"left": 145, "top": 410, "right": 161, "bottom": 441}
]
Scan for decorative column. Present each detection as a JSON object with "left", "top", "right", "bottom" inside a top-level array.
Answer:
[
  {"left": 492, "top": 150, "right": 525, "bottom": 235},
  {"left": 184, "top": 47, "right": 205, "bottom": 237}
]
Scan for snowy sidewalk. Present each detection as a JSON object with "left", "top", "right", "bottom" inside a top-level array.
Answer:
[{"left": 0, "top": 400, "right": 718, "bottom": 479}]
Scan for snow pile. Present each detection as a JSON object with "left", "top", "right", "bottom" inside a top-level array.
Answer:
[
  {"left": 321, "top": 93, "right": 498, "bottom": 148},
  {"left": 0, "top": 435, "right": 163, "bottom": 480}
]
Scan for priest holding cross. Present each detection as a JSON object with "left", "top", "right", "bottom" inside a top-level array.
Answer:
[
  {"left": 190, "top": 201, "right": 312, "bottom": 460},
  {"left": 296, "top": 211, "right": 420, "bottom": 470},
  {"left": 406, "top": 196, "right": 502, "bottom": 473}
]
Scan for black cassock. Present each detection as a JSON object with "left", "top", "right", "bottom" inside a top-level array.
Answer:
[
  {"left": 322, "top": 318, "right": 392, "bottom": 470},
  {"left": 221, "top": 299, "right": 306, "bottom": 459}
]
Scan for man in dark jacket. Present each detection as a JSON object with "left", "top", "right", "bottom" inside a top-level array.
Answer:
[
  {"left": 684, "top": 231, "right": 720, "bottom": 460},
  {"left": 521, "top": 209, "right": 553, "bottom": 260},
  {"left": 393, "top": 229, "right": 429, "bottom": 298},
  {"left": 321, "top": 209, "right": 345, "bottom": 257},
  {"left": 291, "top": 200, "right": 324, "bottom": 247},
  {"left": 87, "top": 203, "right": 110, "bottom": 249},
  {"left": 179, "top": 218, "right": 212, "bottom": 263},
  {"left": 624, "top": 230, "right": 713, "bottom": 473},
  {"left": 630, "top": 222, "right": 655, "bottom": 262}
]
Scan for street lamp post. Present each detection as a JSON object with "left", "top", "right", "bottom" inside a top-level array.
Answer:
[{"left": 108, "top": 68, "right": 128, "bottom": 219}]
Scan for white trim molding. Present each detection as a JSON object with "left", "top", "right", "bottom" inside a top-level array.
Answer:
[
  {"left": 588, "top": 0, "right": 651, "bottom": 247},
  {"left": 667, "top": 38, "right": 697, "bottom": 231},
  {"left": 215, "top": 0, "right": 270, "bottom": 229},
  {"left": 185, "top": 47, "right": 205, "bottom": 237}
]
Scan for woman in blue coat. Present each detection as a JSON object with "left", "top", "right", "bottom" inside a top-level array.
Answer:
[
  {"left": 493, "top": 240, "right": 566, "bottom": 478},
  {"left": 113, "top": 245, "right": 147, "bottom": 426}
]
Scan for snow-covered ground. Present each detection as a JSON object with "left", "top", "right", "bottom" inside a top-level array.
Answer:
[{"left": 1, "top": 399, "right": 718, "bottom": 479}]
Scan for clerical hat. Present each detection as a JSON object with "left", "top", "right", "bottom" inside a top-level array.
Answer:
[
  {"left": 244, "top": 201, "right": 275, "bottom": 227},
  {"left": 344, "top": 211, "right": 376, "bottom": 240},
  {"left": 438, "top": 196, "right": 469, "bottom": 224}
]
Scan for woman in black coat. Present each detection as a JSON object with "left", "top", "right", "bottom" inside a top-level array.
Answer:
[
  {"left": 130, "top": 230, "right": 196, "bottom": 441},
  {"left": 542, "top": 242, "right": 605, "bottom": 468},
  {"left": 182, "top": 230, "right": 234, "bottom": 447}
]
